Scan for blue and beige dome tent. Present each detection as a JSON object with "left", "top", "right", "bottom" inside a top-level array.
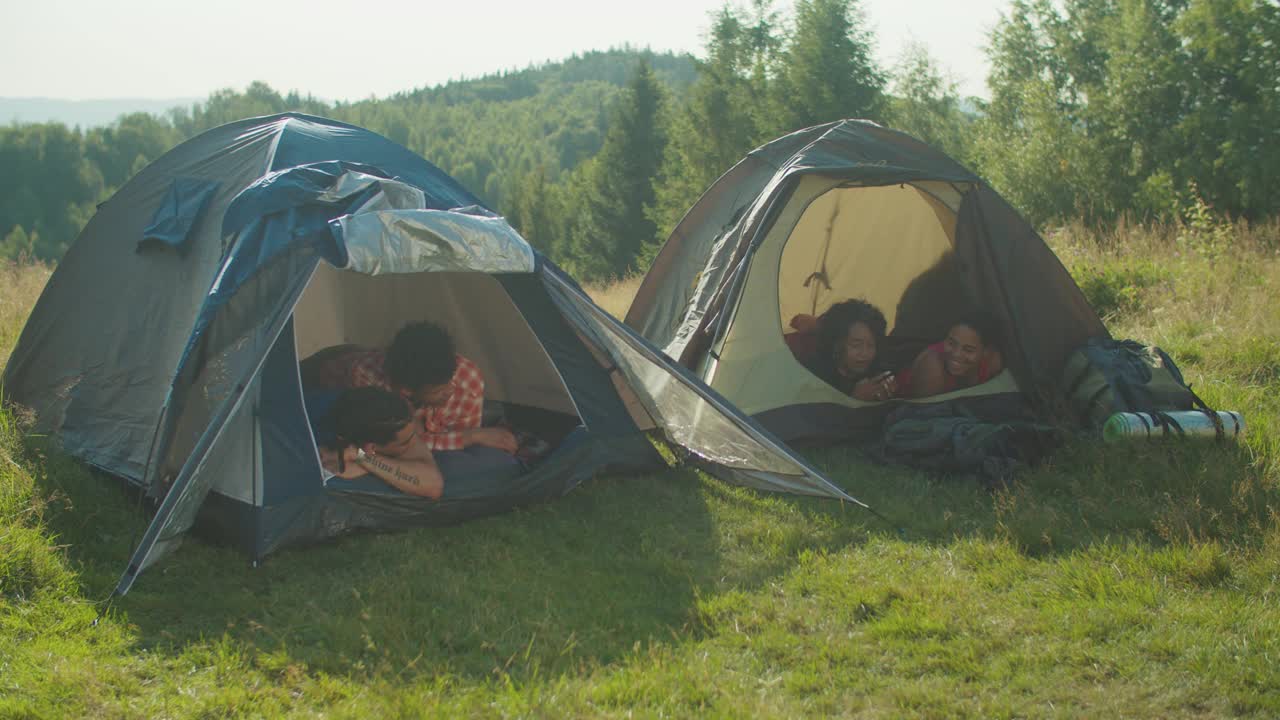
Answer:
[
  {"left": 3, "top": 113, "right": 858, "bottom": 596},
  {"left": 625, "top": 119, "right": 1108, "bottom": 444}
]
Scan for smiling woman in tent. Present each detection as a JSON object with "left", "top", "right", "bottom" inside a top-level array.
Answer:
[{"left": 904, "top": 310, "right": 1005, "bottom": 398}]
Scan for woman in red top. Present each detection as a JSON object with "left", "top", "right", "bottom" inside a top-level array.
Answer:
[
  {"left": 790, "top": 299, "right": 899, "bottom": 401},
  {"left": 905, "top": 310, "right": 1005, "bottom": 398}
]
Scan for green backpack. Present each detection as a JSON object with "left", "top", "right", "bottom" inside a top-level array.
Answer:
[{"left": 1062, "top": 338, "right": 1205, "bottom": 429}]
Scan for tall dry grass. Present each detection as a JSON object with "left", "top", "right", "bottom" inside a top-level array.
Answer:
[
  {"left": 1049, "top": 217, "right": 1280, "bottom": 351},
  {"left": 584, "top": 274, "right": 645, "bottom": 320},
  {"left": 0, "top": 261, "right": 51, "bottom": 370}
]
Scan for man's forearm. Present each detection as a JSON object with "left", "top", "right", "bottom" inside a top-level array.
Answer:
[{"left": 357, "top": 454, "right": 444, "bottom": 499}]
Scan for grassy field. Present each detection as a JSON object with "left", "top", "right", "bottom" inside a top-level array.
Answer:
[{"left": 2, "top": 221, "right": 1279, "bottom": 718}]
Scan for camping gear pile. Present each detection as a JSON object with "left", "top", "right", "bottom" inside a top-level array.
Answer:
[{"left": 1062, "top": 337, "right": 1244, "bottom": 441}]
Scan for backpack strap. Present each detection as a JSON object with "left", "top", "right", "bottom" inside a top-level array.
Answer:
[
  {"left": 1185, "top": 384, "right": 1225, "bottom": 440},
  {"left": 1152, "top": 410, "right": 1185, "bottom": 437},
  {"left": 1153, "top": 345, "right": 1223, "bottom": 440},
  {"left": 1129, "top": 410, "right": 1181, "bottom": 438}
]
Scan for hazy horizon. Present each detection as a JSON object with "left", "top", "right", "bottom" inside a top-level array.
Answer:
[{"left": 2, "top": 0, "right": 1005, "bottom": 104}]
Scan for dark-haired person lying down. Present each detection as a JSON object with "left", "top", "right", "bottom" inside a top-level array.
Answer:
[
  {"left": 789, "top": 299, "right": 900, "bottom": 401},
  {"left": 312, "top": 387, "right": 445, "bottom": 498},
  {"left": 301, "top": 320, "right": 522, "bottom": 478},
  {"left": 308, "top": 386, "right": 526, "bottom": 498}
]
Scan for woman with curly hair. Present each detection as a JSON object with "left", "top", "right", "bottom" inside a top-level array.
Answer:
[{"left": 798, "top": 299, "right": 899, "bottom": 402}]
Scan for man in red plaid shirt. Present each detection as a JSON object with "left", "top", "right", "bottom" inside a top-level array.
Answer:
[{"left": 302, "top": 322, "right": 519, "bottom": 455}]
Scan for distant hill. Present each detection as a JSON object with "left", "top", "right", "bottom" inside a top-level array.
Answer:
[
  {"left": 323, "top": 48, "right": 699, "bottom": 207},
  {"left": 1, "top": 48, "right": 699, "bottom": 130},
  {"left": 399, "top": 49, "right": 699, "bottom": 106},
  {"left": 0, "top": 97, "right": 201, "bottom": 128},
  {"left": 1, "top": 48, "right": 699, "bottom": 262}
]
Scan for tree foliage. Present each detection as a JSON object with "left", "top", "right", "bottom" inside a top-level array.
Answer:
[
  {"left": 566, "top": 59, "right": 668, "bottom": 281},
  {"left": 774, "top": 0, "right": 885, "bottom": 131},
  {"left": 649, "top": 3, "right": 783, "bottom": 240},
  {"left": 3, "top": 0, "right": 1277, "bottom": 272},
  {"left": 975, "top": 0, "right": 1280, "bottom": 225},
  {"left": 887, "top": 43, "right": 973, "bottom": 164},
  {"left": 649, "top": 0, "right": 885, "bottom": 241},
  {"left": 0, "top": 49, "right": 694, "bottom": 264}
]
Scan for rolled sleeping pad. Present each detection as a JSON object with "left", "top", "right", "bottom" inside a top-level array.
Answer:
[{"left": 1102, "top": 410, "right": 1245, "bottom": 441}]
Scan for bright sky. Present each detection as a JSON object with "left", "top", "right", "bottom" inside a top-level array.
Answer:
[{"left": 1, "top": 0, "right": 1007, "bottom": 101}]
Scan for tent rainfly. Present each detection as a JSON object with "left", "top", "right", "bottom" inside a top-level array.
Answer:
[{"left": 3, "top": 113, "right": 859, "bottom": 597}]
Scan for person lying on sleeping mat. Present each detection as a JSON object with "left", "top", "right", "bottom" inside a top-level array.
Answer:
[
  {"left": 791, "top": 299, "right": 900, "bottom": 402},
  {"left": 312, "top": 387, "right": 444, "bottom": 498}
]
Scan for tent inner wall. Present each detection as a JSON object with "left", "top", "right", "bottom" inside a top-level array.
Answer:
[
  {"left": 706, "top": 177, "right": 1016, "bottom": 416},
  {"left": 292, "top": 265, "right": 578, "bottom": 416},
  {"left": 778, "top": 182, "right": 963, "bottom": 337}
]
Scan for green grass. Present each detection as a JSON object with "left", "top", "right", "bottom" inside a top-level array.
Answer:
[{"left": 3, "top": 224, "right": 1280, "bottom": 718}]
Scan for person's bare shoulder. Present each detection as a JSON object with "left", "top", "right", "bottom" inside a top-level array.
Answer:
[
  {"left": 986, "top": 349, "right": 1005, "bottom": 376},
  {"left": 908, "top": 347, "right": 945, "bottom": 398}
]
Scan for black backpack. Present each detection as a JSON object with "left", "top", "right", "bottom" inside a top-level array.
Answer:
[{"left": 1062, "top": 338, "right": 1219, "bottom": 435}]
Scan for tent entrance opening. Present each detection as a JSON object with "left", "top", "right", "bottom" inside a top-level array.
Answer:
[{"left": 292, "top": 265, "right": 581, "bottom": 490}]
